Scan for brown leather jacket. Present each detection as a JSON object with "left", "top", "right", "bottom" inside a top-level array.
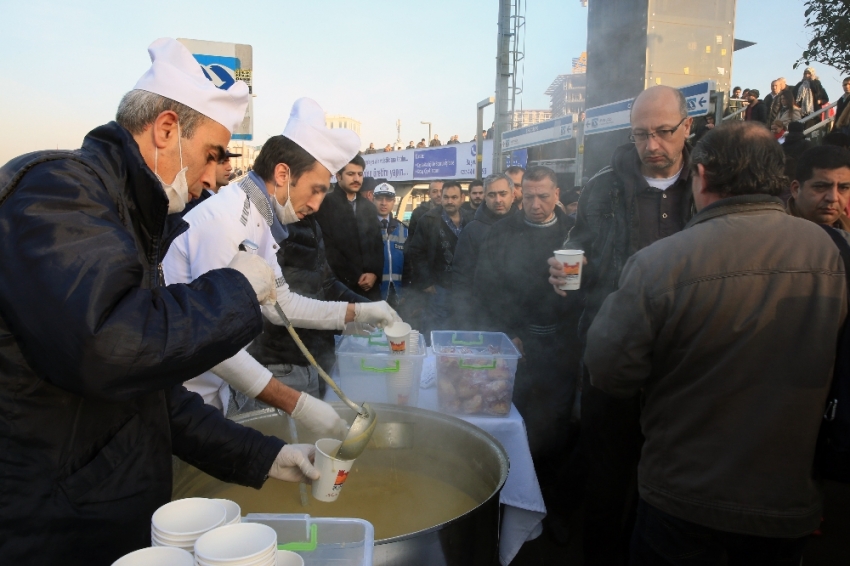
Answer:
[{"left": 586, "top": 195, "right": 848, "bottom": 537}]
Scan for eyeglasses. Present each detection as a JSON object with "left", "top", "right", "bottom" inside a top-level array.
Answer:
[{"left": 629, "top": 117, "right": 687, "bottom": 143}]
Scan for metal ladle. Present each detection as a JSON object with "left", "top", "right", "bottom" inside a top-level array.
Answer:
[{"left": 239, "top": 240, "right": 376, "bottom": 460}]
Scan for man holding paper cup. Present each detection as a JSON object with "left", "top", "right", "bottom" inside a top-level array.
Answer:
[{"left": 547, "top": 85, "right": 695, "bottom": 564}]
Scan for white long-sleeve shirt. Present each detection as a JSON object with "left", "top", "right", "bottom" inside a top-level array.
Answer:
[{"left": 163, "top": 174, "right": 347, "bottom": 409}]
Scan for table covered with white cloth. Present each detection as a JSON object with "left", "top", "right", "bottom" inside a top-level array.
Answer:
[
  {"left": 325, "top": 352, "right": 546, "bottom": 565},
  {"left": 416, "top": 386, "right": 546, "bottom": 564}
]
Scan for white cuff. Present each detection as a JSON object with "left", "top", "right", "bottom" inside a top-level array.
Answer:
[{"left": 210, "top": 349, "right": 273, "bottom": 399}]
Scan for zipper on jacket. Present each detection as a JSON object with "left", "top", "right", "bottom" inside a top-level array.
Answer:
[{"left": 826, "top": 399, "right": 838, "bottom": 421}]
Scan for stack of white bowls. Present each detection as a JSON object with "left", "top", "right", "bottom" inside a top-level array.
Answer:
[
  {"left": 213, "top": 499, "right": 242, "bottom": 526},
  {"left": 111, "top": 546, "right": 194, "bottom": 566},
  {"left": 193, "top": 523, "right": 280, "bottom": 566},
  {"left": 151, "top": 498, "right": 227, "bottom": 553}
]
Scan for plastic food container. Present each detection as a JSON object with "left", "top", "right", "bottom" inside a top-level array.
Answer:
[
  {"left": 243, "top": 514, "right": 373, "bottom": 566},
  {"left": 331, "top": 334, "right": 426, "bottom": 406},
  {"left": 431, "top": 331, "right": 521, "bottom": 417}
]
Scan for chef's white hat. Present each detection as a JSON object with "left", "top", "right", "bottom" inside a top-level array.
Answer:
[
  {"left": 133, "top": 38, "right": 250, "bottom": 134},
  {"left": 282, "top": 98, "right": 361, "bottom": 174}
]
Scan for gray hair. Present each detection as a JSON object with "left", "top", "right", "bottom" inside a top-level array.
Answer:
[
  {"left": 116, "top": 90, "right": 208, "bottom": 138},
  {"left": 483, "top": 173, "right": 514, "bottom": 192}
]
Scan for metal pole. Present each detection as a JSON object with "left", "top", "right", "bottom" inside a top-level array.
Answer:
[
  {"left": 492, "top": 0, "right": 512, "bottom": 174},
  {"left": 714, "top": 91, "right": 726, "bottom": 125},
  {"left": 420, "top": 121, "right": 432, "bottom": 143},
  {"left": 477, "top": 97, "right": 495, "bottom": 180},
  {"left": 574, "top": 120, "right": 585, "bottom": 187}
]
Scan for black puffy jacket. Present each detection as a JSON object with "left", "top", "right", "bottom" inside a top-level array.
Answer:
[
  {"left": 248, "top": 216, "right": 368, "bottom": 368},
  {"left": 451, "top": 203, "right": 517, "bottom": 329},
  {"left": 313, "top": 187, "right": 384, "bottom": 300},
  {"left": 405, "top": 206, "right": 473, "bottom": 290},
  {"left": 565, "top": 144, "right": 693, "bottom": 340},
  {"left": 0, "top": 122, "right": 284, "bottom": 565}
]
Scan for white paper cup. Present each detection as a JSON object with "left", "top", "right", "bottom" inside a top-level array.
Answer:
[
  {"left": 194, "top": 523, "right": 277, "bottom": 564},
  {"left": 214, "top": 499, "right": 242, "bottom": 525},
  {"left": 312, "top": 438, "right": 356, "bottom": 502},
  {"left": 554, "top": 249, "right": 584, "bottom": 290},
  {"left": 276, "top": 550, "right": 304, "bottom": 566},
  {"left": 408, "top": 331, "right": 421, "bottom": 354},
  {"left": 384, "top": 322, "right": 412, "bottom": 354},
  {"left": 151, "top": 498, "right": 226, "bottom": 538},
  {"left": 111, "top": 546, "right": 193, "bottom": 566},
  {"left": 386, "top": 359, "right": 415, "bottom": 405}
]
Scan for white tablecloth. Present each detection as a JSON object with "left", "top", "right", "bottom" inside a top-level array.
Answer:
[
  {"left": 416, "top": 387, "right": 546, "bottom": 565},
  {"left": 327, "top": 350, "right": 547, "bottom": 565}
]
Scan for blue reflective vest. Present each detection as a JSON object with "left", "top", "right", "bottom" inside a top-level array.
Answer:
[{"left": 380, "top": 215, "right": 408, "bottom": 299}]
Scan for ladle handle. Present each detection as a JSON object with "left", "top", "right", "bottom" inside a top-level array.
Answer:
[
  {"left": 239, "top": 239, "right": 364, "bottom": 417},
  {"left": 280, "top": 315, "right": 363, "bottom": 414}
]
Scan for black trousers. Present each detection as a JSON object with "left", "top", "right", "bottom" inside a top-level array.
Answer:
[
  {"left": 513, "top": 329, "right": 582, "bottom": 527},
  {"left": 630, "top": 500, "right": 808, "bottom": 566},
  {"left": 580, "top": 366, "right": 644, "bottom": 566}
]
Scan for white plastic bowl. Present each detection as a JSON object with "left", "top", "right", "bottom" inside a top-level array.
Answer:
[
  {"left": 111, "top": 546, "right": 193, "bottom": 566},
  {"left": 196, "top": 555, "right": 275, "bottom": 566},
  {"left": 152, "top": 498, "right": 226, "bottom": 538},
  {"left": 275, "top": 550, "right": 304, "bottom": 566},
  {"left": 151, "top": 528, "right": 197, "bottom": 544},
  {"left": 194, "top": 523, "right": 277, "bottom": 564},
  {"left": 151, "top": 532, "right": 194, "bottom": 551},
  {"left": 214, "top": 498, "right": 242, "bottom": 525}
]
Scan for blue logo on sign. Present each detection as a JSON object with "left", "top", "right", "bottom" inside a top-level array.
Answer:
[{"left": 201, "top": 64, "right": 236, "bottom": 90}]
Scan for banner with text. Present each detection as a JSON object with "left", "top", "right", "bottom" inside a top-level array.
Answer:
[
  {"left": 584, "top": 81, "right": 716, "bottom": 136},
  {"left": 362, "top": 140, "right": 494, "bottom": 182},
  {"left": 501, "top": 115, "right": 573, "bottom": 151}
]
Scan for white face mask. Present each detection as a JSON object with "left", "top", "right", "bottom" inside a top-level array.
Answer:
[
  {"left": 273, "top": 177, "right": 301, "bottom": 225},
  {"left": 154, "top": 122, "right": 189, "bottom": 214}
]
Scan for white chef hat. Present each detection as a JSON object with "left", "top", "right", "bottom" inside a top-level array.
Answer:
[
  {"left": 282, "top": 98, "right": 361, "bottom": 174},
  {"left": 133, "top": 38, "right": 250, "bottom": 134}
]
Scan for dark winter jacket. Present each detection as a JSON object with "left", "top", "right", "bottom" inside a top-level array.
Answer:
[
  {"left": 452, "top": 203, "right": 517, "bottom": 329},
  {"left": 313, "top": 186, "right": 384, "bottom": 300},
  {"left": 474, "top": 206, "right": 580, "bottom": 337},
  {"left": 565, "top": 143, "right": 693, "bottom": 340},
  {"left": 587, "top": 195, "right": 848, "bottom": 537},
  {"left": 0, "top": 122, "right": 284, "bottom": 564},
  {"left": 744, "top": 100, "right": 768, "bottom": 123},
  {"left": 782, "top": 132, "right": 814, "bottom": 180},
  {"left": 794, "top": 78, "right": 829, "bottom": 113},
  {"left": 248, "top": 216, "right": 367, "bottom": 368},
  {"left": 405, "top": 206, "right": 472, "bottom": 290},
  {"left": 408, "top": 199, "right": 435, "bottom": 239}
]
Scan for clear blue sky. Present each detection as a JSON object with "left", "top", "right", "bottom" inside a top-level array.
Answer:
[{"left": 0, "top": 0, "right": 843, "bottom": 163}]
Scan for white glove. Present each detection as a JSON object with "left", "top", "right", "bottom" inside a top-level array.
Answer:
[
  {"left": 354, "top": 301, "right": 402, "bottom": 328},
  {"left": 269, "top": 444, "right": 319, "bottom": 482},
  {"left": 227, "top": 252, "right": 277, "bottom": 305},
  {"left": 291, "top": 392, "right": 348, "bottom": 439}
]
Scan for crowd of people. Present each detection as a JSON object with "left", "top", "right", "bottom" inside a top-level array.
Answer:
[
  {"left": 363, "top": 131, "right": 490, "bottom": 153},
  {"left": 4, "top": 35, "right": 850, "bottom": 566}
]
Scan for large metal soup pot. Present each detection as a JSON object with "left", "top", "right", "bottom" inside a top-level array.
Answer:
[{"left": 172, "top": 404, "right": 509, "bottom": 565}]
